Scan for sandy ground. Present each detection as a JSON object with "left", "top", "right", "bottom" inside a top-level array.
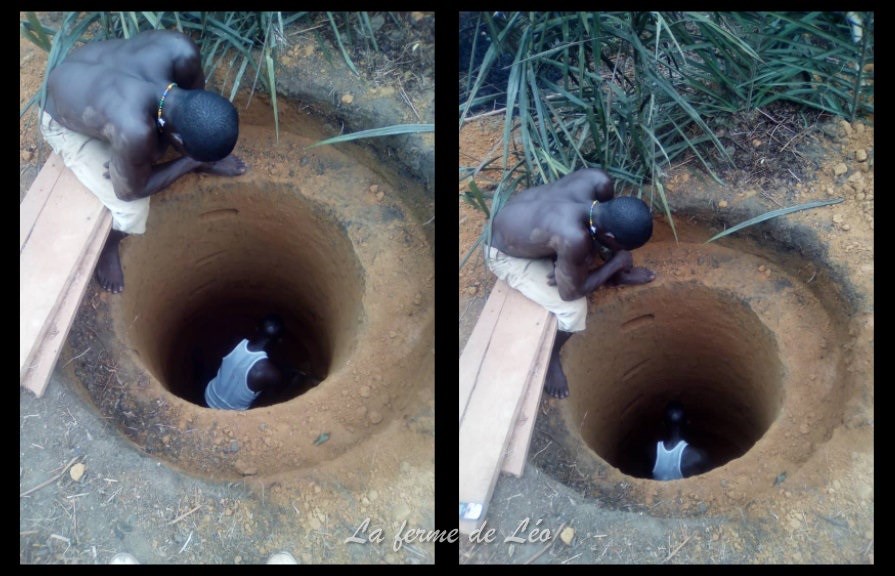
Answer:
[{"left": 458, "top": 109, "right": 873, "bottom": 564}]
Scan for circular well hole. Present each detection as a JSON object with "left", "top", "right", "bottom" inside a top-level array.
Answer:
[
  {"left": 64, "top": 89, "right": 435, "bottom": 481},
  {"left": 564, "top": 282, "right": 785, "bottom": 479},
  {"left": 529, "top": 233, "right": 851, "bottom": 514},
  {"left": 119, "top": 180, "right": 364, "bottom": 409}
]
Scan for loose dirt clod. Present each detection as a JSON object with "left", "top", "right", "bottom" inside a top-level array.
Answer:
[{"left": 69, "top": 463, "right": 85, "bottom": 482}]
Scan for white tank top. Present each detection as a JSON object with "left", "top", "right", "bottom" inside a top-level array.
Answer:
[
  {"left": 652, "top": 440, "right": 688, "bottom": 480},
  {"left": 204, "top": 339, "right": 267, "bottom": 410}
]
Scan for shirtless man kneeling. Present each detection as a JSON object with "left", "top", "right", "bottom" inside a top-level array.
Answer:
[
  {"left": 41, "top": 29, "right": 247, "bottom": 293},
  {"left": 488, "top": 168, "right": 656, "bottom": 398}
]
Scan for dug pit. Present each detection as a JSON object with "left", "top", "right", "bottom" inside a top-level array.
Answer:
[
  {"left": 567, "top": 280, "right": 786, "bottom": 480},
  {"left": 532, "top": 217, "right": 852, "bottom": 516},
  {"left": 123, "top": 180, "right": 364, "bottom": 409},
  {"left": 64, "top": 97, "right": 434, "bottom": 481}
]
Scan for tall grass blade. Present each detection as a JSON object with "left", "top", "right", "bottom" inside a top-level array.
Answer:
[
  {"left": 360, "top": 12, "right": 379, "bottom": 52},
  {"left": 502, "top": 27, "right": 528, "bottom": 172},
  {"left": 21, "top": 12, "right": 51, "bottom": 52},
  {"left": 463, "top": 181, "right": 491, "bottom": 218},
  {"left": 306, "top": 124, "right": 434, "bottom": 148},
  {"left": 327, "top": 12, "right": 359, "bottom": 76},
  {"left": 705, "top": 198, "right": 845, "bottom": 243},
  {"left": 460, "top": 235, "right": 484, "bottom": 271},
  {"left": 141, "top": 11, "right": 161, "bottom": 29},
  {"left": 228, "top": 56, "right": 250, "bottom": 102},
  {"left": 459, "top": 12, "right": 522, "bottom": 127},
  {"left": 265, "top": 46, "right": 279, "bottom": 143}
]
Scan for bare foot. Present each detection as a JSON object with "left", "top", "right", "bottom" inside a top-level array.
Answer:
[
  {"left": 201, "top": 154, "right": 247, "bottom": 176},
  {"left": 544, "top": 358, "right": 570, "bottom": 399},
  {"left": 616, "top": 266, "right": 656, "bottom": 285},
  {"left": 95, "top": 230, "right": 126, "bottom": 293}
]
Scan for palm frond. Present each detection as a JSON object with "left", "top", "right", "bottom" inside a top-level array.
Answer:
[
  {"left": 705, "top": 198, "right": 845, "bottom": 243},
  {"left": 306, "top": 123, "right": 434, "bottom": 148}
]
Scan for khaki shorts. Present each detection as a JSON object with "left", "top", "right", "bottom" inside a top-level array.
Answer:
[
  {"left": 40, "top": 111, "right": 150, "bottom": 234},
  {"left": 486, "top": 246, "right": 587, "bottom": 332}
]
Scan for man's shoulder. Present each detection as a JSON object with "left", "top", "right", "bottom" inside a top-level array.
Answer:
[
  {"left": 121, "top": 29, "right": 199, "bottom": 60},
  {"left": 499, "top": 196, "right": 578, "bottom": 227},
  {"left": 249, "top": 358, "right": 281, "bottom": 383},
  {"left": 506, "top": 193, "right": 582, "bottom": 209},
  {"left": 63, "top": 29, "right": 192, "bottom": 59}
]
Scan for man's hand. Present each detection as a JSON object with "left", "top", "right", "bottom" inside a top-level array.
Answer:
[
  {"left": 611, "top": 250, "right": 634, "bottom": 273},
  {"left": 551, "top": 250, "right": 635, "bottom": 290},
  {"left": 615, "top": 266, "right": 656, "bottom": 285},
  {"left": 606, "top": 251, "right": 655, "bottom": 286},
  {"left": 107, "top": 154, "right": 247, "bottom": 181},
  {"left": 198, "top": 154, "right": 248, "bottom": 177}
]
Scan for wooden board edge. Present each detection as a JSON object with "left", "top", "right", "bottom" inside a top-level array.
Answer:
[
  {"left": 500, "top": 314, "right": 557, "bottom": 477},
  {"left": 459, "top": 280, "right": 510, "bottom": 423},
  {"left": 21, "top": 212, "right": 111, "bottom": 397},
  {"left": 20, "top": 153, "right": 67, "bottom": 252},
  {"left": 20, "top": 180, "right": 108, "bottom": 377},
  {"left": 459, "top": 291, "right": 554, "bottom": 533}
]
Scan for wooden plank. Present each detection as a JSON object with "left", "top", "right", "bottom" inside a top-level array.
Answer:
[
  {"left": 501, "top": 313, "right": 557, "bottom": 477},
  {"left": 20, "top": 167, "right": 107, "bottom": 380},
  {"left": 459, "top": 279, "right": 510, "bottom": 424},
  {"left": 459, "top": 287, "right": 553, "bottom": 534},
  {"left": 20, "top": 153, "right": 67, "bottom": 252},
  {"left": 21, "top": 210, "right": 111, "bottom": 397}
]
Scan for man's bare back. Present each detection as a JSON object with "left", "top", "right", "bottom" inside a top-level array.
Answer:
[
  {"left": 509, "top": 168, "right": 615, "bottom": 204},
  {"left": 45, "top": 31, "right": 202, "bottom": 142},
  {"left": 42, "top": 30, "right": 247, "bottom": 293}
]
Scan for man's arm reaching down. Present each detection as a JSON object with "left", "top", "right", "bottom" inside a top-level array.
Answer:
[
  {"left": 107, "top": 150, "right": 203, "bottom": 201},
  {"left": 553, "top": 240, "right": 634, "bottom": 301}
]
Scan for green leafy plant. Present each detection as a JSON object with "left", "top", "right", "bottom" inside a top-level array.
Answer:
[{"left": 459, "top": 11, "right": 873, "bottom": 259}]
